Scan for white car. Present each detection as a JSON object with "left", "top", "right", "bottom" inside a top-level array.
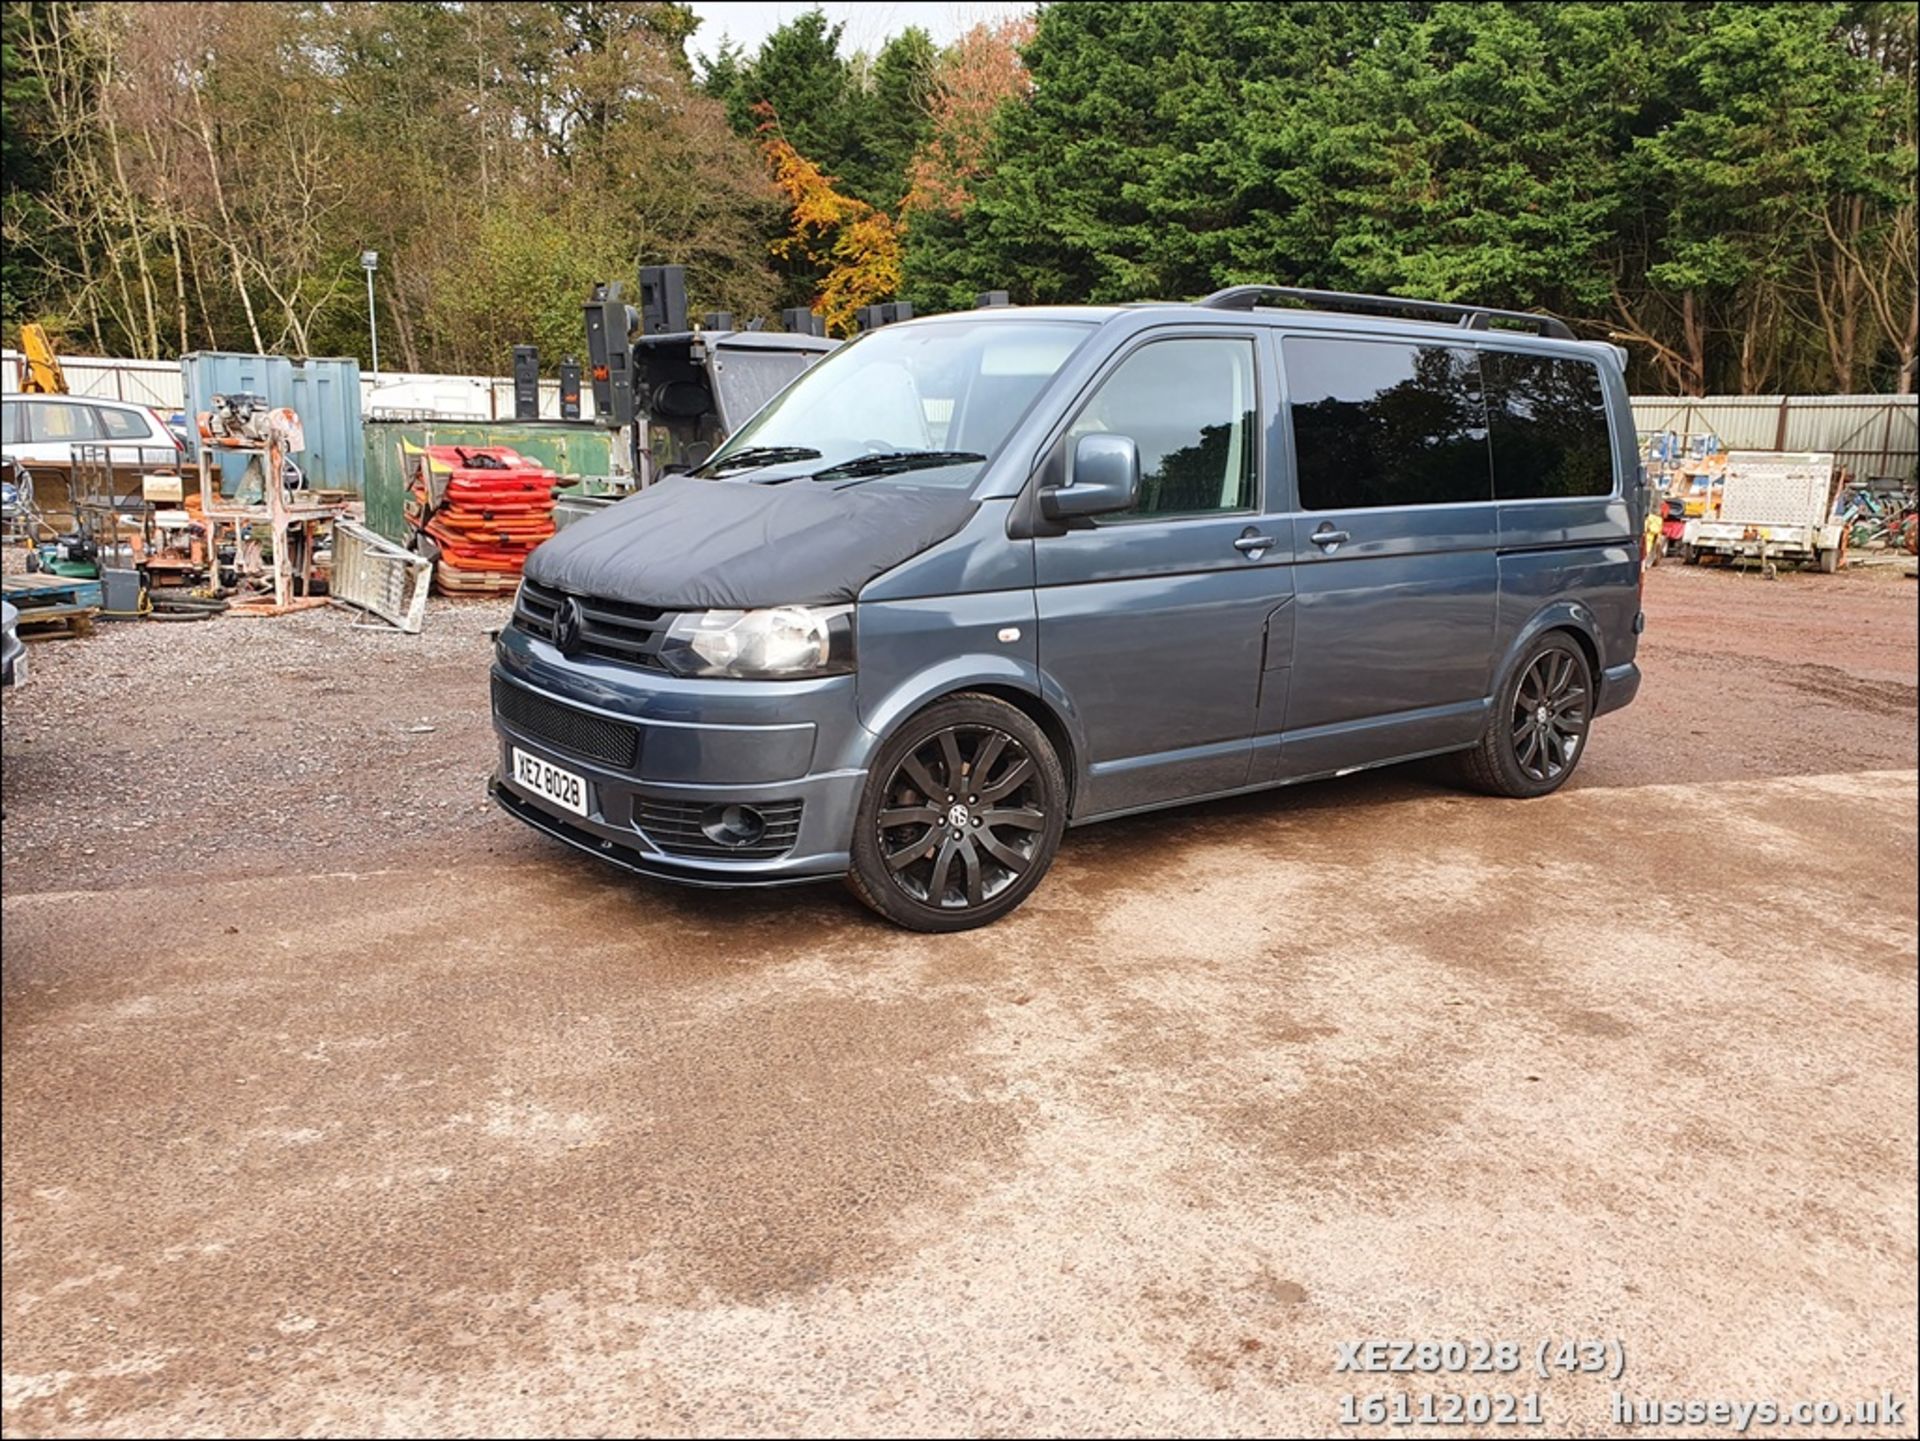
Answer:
[{"left": 0, "top": 392, "right": 185, "bottom": 479}]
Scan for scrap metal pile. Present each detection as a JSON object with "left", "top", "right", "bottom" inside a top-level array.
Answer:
[{"left": 404, "top": 445, "right": 561, "bottom": 595}]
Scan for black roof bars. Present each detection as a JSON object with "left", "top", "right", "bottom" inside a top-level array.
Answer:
[{"left": 1198, "top": 285, "right": 1576, "bottom": 341}]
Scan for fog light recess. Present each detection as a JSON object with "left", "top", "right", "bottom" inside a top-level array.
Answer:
[{"left": 700, "top": 803, "right": 768, "bottom": 849}]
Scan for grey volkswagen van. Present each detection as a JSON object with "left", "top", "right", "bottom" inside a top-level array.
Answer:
[{"left": 491, "top": 287, "right": 1644, "bottom": 930}]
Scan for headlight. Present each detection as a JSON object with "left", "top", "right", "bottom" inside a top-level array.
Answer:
[{"left": 659, "top": 605, "right": 854, "bottom": 679}]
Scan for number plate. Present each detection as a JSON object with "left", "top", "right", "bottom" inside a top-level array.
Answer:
[{"left": 510, "top": 747, "right": 589, "bottom": 818}]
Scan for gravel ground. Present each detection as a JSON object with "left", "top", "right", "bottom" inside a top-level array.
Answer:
[
  {"left": 2, "top": 596, "right": 521, "bottom": 890},
  {"left": 2, "top": 563, "right": 1915, "bottom": 1437}
]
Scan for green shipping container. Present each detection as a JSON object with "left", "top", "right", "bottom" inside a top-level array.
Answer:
[{"left": 362, "top": 420, "right": 615, "bottom": 544}]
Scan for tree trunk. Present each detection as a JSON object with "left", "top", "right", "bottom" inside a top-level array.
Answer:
[
  {"left": 184, "top": 229, "right": 220, "bottom": 349},
  {"left": 168, "top": 220, "right": 190, "bottom": 356},
  {"left": 1680, "top": 291, "right": 1706, "bottom": 397},
  {"left": 189, "top": 92, "right": 265, "bottom": 353},
  {"left": 73, "top": 226, "right": 107, "bottom": 354},
  {"left": 1899, "top": 291, "right": 1918, "bottom": 395},
  {"left": 99, "top": 73, "right": 162, "bottom": 358},
  {"left": 1739, "top": 287, "right": 1773, "bottom": 395},
  {"left": 390, "top": 267, "right": 423, "bottom": 373},
  {"left": 1610, "top": 284, "right": 1694, "bottom": 395}
]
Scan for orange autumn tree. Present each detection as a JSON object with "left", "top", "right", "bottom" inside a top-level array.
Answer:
[
  {"left": 903, "top": 18, "right": 1036, "bottom": 221},
  {"left": 757, "top": 23, "right": 1033, "bottom": 332},
  {"left": 758, "top": 103, "right": 901, "bottom": 335}
]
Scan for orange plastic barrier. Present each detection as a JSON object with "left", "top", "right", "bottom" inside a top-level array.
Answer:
[{"left": 406, "top": 444, "right": 560, "bottom": 595}]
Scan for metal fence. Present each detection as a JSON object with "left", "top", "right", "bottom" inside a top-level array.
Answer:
[
  {"left": 2, "top": 350, "right": 595, "bottom": 422},
  {"left": 1631, "top": 394, "right": 1919, "bottom": 484}
]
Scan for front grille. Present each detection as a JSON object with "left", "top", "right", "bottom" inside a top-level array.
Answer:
[
  {"left": 514, "top": 578, "right": 673, "bottom": 671},
  {"left": 491, "top": 676, "right": 638, "bottom": 769},
  {"left": 636, "top": 798, "right": 804, "bottom": 861}
]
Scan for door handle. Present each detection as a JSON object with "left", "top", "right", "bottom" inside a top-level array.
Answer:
[
  {"left": 1233, "top": 531, "right": 1277, "bottom": 555},
  {"left": 1310, "top": 525, "right": 1351, "bottom": 550}
]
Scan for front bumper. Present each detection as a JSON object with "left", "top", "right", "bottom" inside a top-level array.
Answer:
[
  {"left": 490, "top": 780, "right": 841, "bottom": 888},
  {"left": 489, "top": 635, "right": 871, "bottom": 885}
]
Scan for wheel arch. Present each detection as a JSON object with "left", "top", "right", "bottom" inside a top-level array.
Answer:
[
  {"left": 1549, "top": 622, "right": 1600, "bottom": 681},
  {"left": 962, "top": 683, "right": 1079, "bottom": 815},
  {"left": 1498, "top": 601, "right": 1606, "bottom": 696},
  {"left": 859, "top": 665, "right": 1084, "bottom": 817}
]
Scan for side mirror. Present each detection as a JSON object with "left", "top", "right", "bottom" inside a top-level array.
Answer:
[{"left": 1042, "top": 433, "right": 1141, "bottom": 520}]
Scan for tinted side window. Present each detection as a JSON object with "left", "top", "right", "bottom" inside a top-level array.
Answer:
[
  {"left": 96, "top": 406, "right": 150, "bottom": 441},
  {"left": 1, "top": 401, "right": 18, "bottom": 446},
  {"left": 1068, "top": 336, "right": 1257, "bottom": 518},
  {"left": 1286, "top": 338, "right": 1490, "bottom": 510},
  {"left": 1482, "top": 351, "right": 1613, "bottom": 498},
  {"left": 23, "top": 401, "right": 102, "bottom": 443}
]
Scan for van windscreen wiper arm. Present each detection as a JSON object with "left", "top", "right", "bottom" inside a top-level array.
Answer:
[
  {"left": 703, "top": 445, "right": 823, "bottom": 476},
  {"left": 812, "top": 450, "right": 987, "bottom": 480}
]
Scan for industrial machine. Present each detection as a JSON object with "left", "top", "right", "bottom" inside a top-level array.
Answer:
[
  {"left": 206, "top": 391, "right": 276, "bottom": 444},
  {"left": 582, "top": 264, "right": 840, "bottom": 489},
  {"left": 196, "top": 398, "right": 342, "bottom": 608},
  {"left": 14, "top": 323, "right": 68, "bottom": 394}
]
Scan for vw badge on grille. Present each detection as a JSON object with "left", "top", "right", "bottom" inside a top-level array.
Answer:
[{"left": 552, "top": 596, "right": 585, "bottom": 655}]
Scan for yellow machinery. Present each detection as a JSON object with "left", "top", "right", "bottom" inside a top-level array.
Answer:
[{"left": 16, "top": 324, "right": 68, "bottom": 394}]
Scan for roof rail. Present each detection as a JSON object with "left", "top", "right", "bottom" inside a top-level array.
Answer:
[{"left": 1198, "top": 285, "right": 1576, "bottom": 341}]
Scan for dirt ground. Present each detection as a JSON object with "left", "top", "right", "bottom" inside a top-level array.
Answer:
[{"left": 3, "top": 563, "right": 1916, "bottom": 1437}]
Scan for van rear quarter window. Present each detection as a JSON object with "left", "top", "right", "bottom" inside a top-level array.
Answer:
[
  {"left": 1481, "top": 350, "right": 1614, "bottom": 499},
  {"left": 1285, "top": 337, "right": 1490, "bottom": 510}
]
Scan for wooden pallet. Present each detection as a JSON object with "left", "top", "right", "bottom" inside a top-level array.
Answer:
[
  {"left": 4, "top": 571, "right": 105, "bottom": 612},
  {"left": 14, "top": 601, "right": 97, "bottom": 640},
  {"left": 433, "top": 560, "right": 521, "bottom": 595}
]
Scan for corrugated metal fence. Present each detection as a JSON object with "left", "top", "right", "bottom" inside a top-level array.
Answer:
[
  {"left": 1631, "top": 394, "right": 1919, "bottom": 482},
  {"left": 2, "top": 351, "right": 594, "bottom": 422}
]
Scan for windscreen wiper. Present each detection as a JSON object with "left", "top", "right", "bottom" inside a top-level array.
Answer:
[
  {"left": 703, "top": 445, "right": 823, "bottom": 476},
  {"left": 812, "top": 450, "right": 987, "bottom": 480}
]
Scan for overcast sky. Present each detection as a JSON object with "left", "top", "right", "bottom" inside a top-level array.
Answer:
[{"left": 685, "top": 1, "right": 1034, "bottom": 65}]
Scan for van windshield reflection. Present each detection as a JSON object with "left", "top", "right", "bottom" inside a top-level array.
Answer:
[{"left": 698, "top": 320, "right": 1092, "bottom": 485}]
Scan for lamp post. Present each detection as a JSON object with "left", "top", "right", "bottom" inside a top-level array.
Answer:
[{"left": 360, "top": 250, "right": 380, "bottom": 376}]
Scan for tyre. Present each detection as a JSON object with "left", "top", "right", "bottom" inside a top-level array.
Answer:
[
  {"left": 1682, "top": 543, "right": 1701, "bottom": 565},
  {"left": 847, "top": 693, "right": 1068, "bottom": 931},
  {"left": 1454, "top": 633, "right": 1594, "bottom": 799},
  {"left": 1816, "top": 544, "right": 1840, "bottom": 574}
]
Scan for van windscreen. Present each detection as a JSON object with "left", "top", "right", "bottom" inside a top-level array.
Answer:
[{"left": 701, "top": 320, "right": 1094, "bottom": 485}]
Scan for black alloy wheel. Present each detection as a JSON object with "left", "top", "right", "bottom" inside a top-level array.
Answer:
[
  {"left": 1454, "top": 633, "right": 1595, "bottom": 799},
  {"left": 1509, "top": 647, "right": 1589, "bottom": 784},
  {"left": 848, "top": 694, "right": 1066, "bottom": 931}
]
